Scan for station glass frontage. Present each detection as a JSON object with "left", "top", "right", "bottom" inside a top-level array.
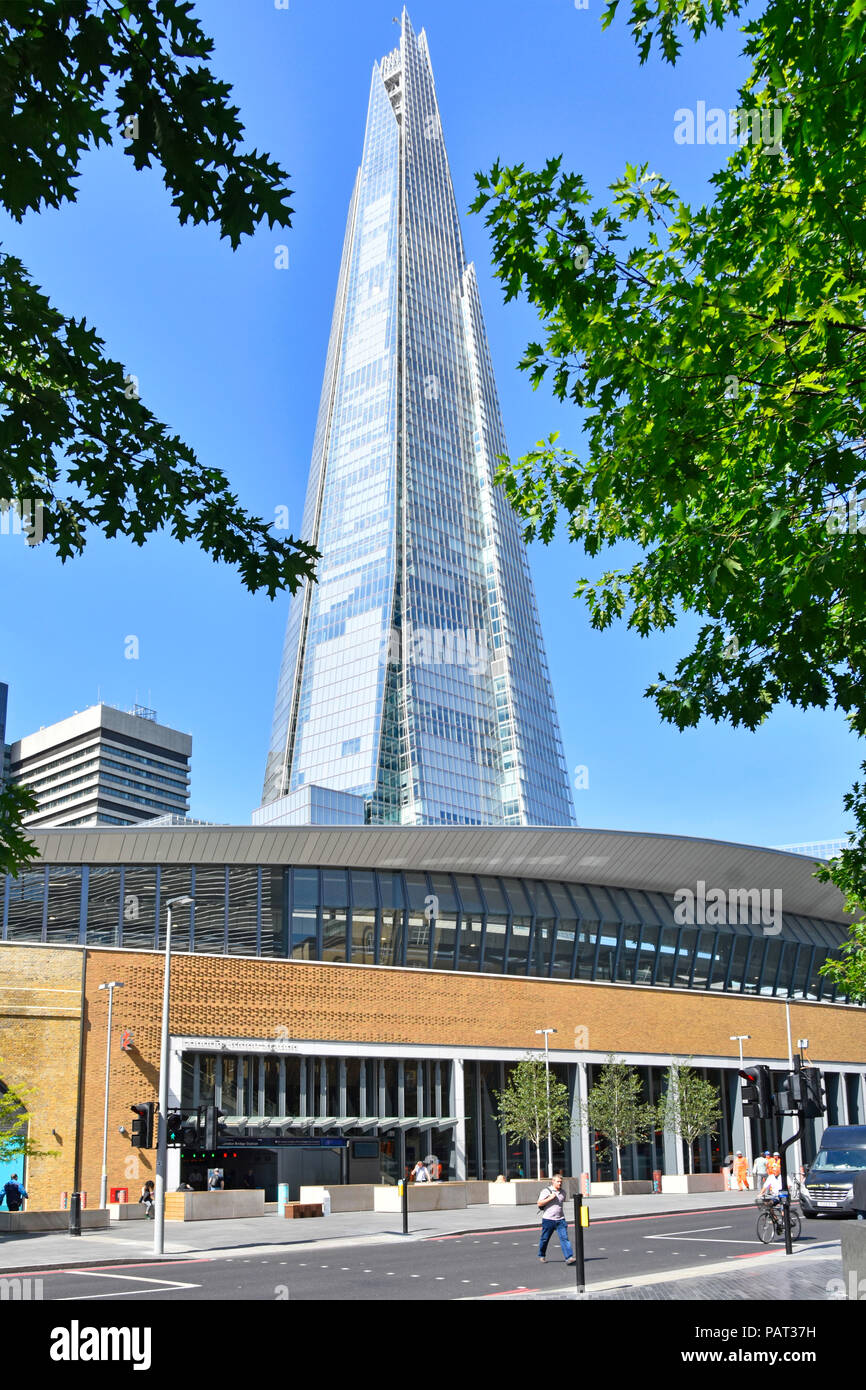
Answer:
[{"left": 1, "top": 862, "right": 852, "bottom": 999}]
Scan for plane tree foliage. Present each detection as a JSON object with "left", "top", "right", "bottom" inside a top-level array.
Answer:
[
  {"left": 471, "top": 0, "right": 866, "bottom": 993},
  {"left": 0, "top": 1, "right": 318, "bottom": 875}
]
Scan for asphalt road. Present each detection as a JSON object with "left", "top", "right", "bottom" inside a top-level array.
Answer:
[{"left": 16, "top": 1205, "right": 841, "bottom": 1302}]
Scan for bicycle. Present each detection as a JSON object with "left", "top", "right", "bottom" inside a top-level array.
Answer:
[{"left": 756, "top": 1194, "right": 801, "bottom": 1244}]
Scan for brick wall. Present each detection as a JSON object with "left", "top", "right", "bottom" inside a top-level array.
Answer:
[
  {"left": 0, "top": 945, "right": 82, "bottom": 1210},
  {"left": 4, "top": 940, "right": 865, "bottom": 1205}
]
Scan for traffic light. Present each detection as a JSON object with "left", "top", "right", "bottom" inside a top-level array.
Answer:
[
  {"left": 130, "top": 1101, "right": 155, "bottom": 1148},
  {"left": 738, "top": 1066, "right": 774, "bottom": 1120},
  {"left": 774, "top": 1066, "right": 826, "bottom": 1119},
  {"left": 203, "top": 1104, "right": 225, "bottom": 1149},
  {"left": 799, "top": 1067, "right": 826, "bottom": 1119}
]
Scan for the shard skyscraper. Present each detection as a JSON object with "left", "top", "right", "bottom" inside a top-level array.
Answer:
[{"left": 262, "top": 11, "right": 574, "bottom": 828}]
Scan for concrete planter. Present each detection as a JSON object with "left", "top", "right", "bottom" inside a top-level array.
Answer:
[
  {"left": 373, "top": 1183, "right": 467, "bottom": 1212},
  {"left": 661, "top": 1174, "right": 726, "bottom": 1194},
  {"left": 163, "top": 1190, "right": 265, "bottom": 1221},
  {"left": 300, "top": 1184, "right": 375, "bottom": 1212},
  {"left": 587, "top": 1180, "right": 654, "bottom": 1197},
  {"left": 841, "top": 1223, "right": 866, "bottom": 1300},
  {"left": 0, "top": 1209, "right": 110, "bottom": 1233},
  {"left": 109, "top": 1202, "right": 148, "bottom": 1220}
]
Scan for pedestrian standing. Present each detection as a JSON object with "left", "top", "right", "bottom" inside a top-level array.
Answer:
[
  {"left": 3, "top": 1174, "right": 28, "bottom": 1211},
  {"left": 852, "top": 1166, "right": 866, "bottom": 1220},
  {"left": 411, "top": 1160, "right": 430, "bottom": 1183},
  {"left": 139, "top": 1179, "right": 155, "bottom": 1218},
  {"left": 723, "top": 1150, "right": 735, "bottom": 1188},
  {"left": 537, "top": 1174, "right": 576, "bottom": 1265},
  {"left": 767, "top": 1152, "right": 781, "bottom": 1178},
  {"left": 753, "top": 1151, "right": 769, "bottom": 1189},
  {"left": 733, "top": 1151, "right": 750, "bottom": 1190}
]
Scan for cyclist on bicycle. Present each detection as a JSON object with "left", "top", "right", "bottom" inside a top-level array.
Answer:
[{"left": 759, "top": 1170, "right": 784, "bottom": 1204}]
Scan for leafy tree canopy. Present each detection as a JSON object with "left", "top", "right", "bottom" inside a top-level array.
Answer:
[
  {"left": 471, "top": 0, "right": 866, "bottom": 988},
  {"left": 0, "top": 1, "right": 318, "bottom": 874}
]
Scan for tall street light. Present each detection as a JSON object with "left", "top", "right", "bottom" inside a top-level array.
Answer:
[
  {"left": 98, "top": 980, "right": 125, "bottom": 1208},
  {"left": 535, "top": 1028, "right": 557, "bottom": 1179},
  {"left": 730, "top": 1034, "right": 753, "bottom": 1172},
  {"left": 154, "top": 895, "right": 193, "bottom": 1256}
]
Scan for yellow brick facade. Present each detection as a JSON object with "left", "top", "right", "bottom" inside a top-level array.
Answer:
[
  {"left": 3, "top": 941, "right": 866, "bottom": 1206},
  {"left": 0, "top": 945, "right": 82, "bottom": 1210}
]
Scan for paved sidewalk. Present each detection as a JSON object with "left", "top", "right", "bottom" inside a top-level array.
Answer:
[{"left": 0, "top": 1188, "right": 761, "bottom": 1271}]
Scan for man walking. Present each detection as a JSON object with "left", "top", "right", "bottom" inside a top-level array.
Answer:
[
  {"left": 3, "top": 1174, "right": 27, "bottom": 1212},
  {"left": 537, "top": 1173, "right": 576, "bottom": 1265},
  {"left": 753, "top": 1150, "right": 769, "bottom": 1189},
  {"left": 734, "top": 1151, "right": 750, "bottom": 1190}
]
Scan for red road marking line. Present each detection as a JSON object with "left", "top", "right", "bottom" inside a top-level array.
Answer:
[{"left": 480, "top": 1287, "right": 541, "bottom": 1297}]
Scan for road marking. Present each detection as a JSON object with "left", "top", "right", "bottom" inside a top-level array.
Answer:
[
  {"left": 646, "top": 1224, "right": 732, "bottom": 1237},
  {"left": 66, "top": 1270, "right": 201, "bottom": 1287},
  {"left": 58, "top": 1285, "right": 202, "bottom": 1301},
  {"left": 461, "top": 1279, "right": 470, "bottom": 1283},
  {"left": 57, "top": 1270, "right": 202, "bottom": 1300}
]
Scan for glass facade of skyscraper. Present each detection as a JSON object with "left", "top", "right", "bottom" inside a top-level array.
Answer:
[{"left": 263, "top": 15, "right": 574, "bottom": 827}]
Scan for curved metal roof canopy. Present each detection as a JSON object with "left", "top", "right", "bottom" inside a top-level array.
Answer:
[{"left": 28, "top": 824, "right": 852, "bottom": 924}]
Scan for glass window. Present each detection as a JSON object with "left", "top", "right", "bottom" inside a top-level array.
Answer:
[
  {"left": 760, "top": 937, "right": 782, "bottom": 994},
  {"left": 379, "top": 872, "right": 405, "bottom": 967},
  {"left": 5, "top": 870, "right": 45, "bottom": 941},
  {"left": 691, "top": 929, "right": 715, "bottom": 989},
  {"left": 727, "top": 935, "right": 751, "bottom": 992},
  {"left": 404, "top": 871, "right": 431, "bottom": 969},
  {"left": 46, "top": 866, "right": 82, "bottom": 944},
  {"left": 635, "top": 923, "right": 658, "bottom": 985},
  {"left": 193, "top": 867, "right": 227, "bottom": 954},
  {"left": 87, "top": 867, "right": 122, "bottom": 947},
  {"left": 480, "top": 876, "right": 508, "bottom": 973},
  {"left": 655, "top": 926, "right": 679, "bottom": 987},
  {"left": 199, "top": 1056, "right": 216, "bottom": 1107},
  {"left": 220, "top": 1056, "right": 239, "bottom": 1113},
  {"left": 743, "top": 935, "right": 766, "bottom": 995},
  {"left": 350, "top": 870, "right": 378, "bottom": 966},
  {"left": 502, "top": 879, "right": 531, "bottom": 975},
  {"left": 268, "top": 869, "right": 286, "bottom": 957},
  {"left": 159, "top": 868, "right": 193, "bottom": 952},
  {"left": 673, "top": 927, "right": 698, "bottom": 987},
  {"left": 120, "top": 867, "right": 157, "bottom": 950},
  {"left": 227, "top": 867, "right": 258, "bottom": 956},
  {"left": 708, "top": 931, "right": 733, "bottom": 990}
]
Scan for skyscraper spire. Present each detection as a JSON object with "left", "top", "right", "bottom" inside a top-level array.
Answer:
[{"left": 263, "top": 14, "right": 574, "bottom": 826}]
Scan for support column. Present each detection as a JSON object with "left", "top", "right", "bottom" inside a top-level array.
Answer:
[
  {"left": 452, "top": 1058, "right": 466, "bottom": 1181},
  {"left": 663, "top": 1068, "right": 684, "bottom": 1177},
  {"left": 573, "top": 1061, "right": 590, "bottom": 1180},
  {"left": 167, "top": 1047, "right": 182, "bottom": 1189}
]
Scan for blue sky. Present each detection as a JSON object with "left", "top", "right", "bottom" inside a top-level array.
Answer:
[{"left": 0, "top": 0, "right": 856, "bottom": 844}]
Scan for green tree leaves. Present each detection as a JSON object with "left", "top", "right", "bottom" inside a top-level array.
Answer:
[
  {"left": 472, "top": 0, "right": 866, "bottom": 991},
  {"left": 0, "top": 3, "right": 316, "bottom": 875},
  {"left": 495, "top": 1055, "right": 572, "bottom": 1182}
]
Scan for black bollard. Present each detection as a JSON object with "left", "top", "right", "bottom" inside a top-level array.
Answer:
[
  {"left": 401, "top": 1178, "right": 409, "bottom": 1235},
  {"left": 68, "top": 1192, "right": 82, "bottom": 1237},
  {"left": 574, "top": 1193, "right": 586, "bottom": 1295}
]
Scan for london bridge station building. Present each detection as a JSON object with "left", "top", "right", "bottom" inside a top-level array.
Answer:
[{"left": 2, "top": 824, "right": 865, "bottom": 1207}]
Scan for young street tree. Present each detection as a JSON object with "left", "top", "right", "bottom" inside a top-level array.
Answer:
[
  {"left": 495, "top": 1055, "right": 572, "bottom": 1181},
  {"left": 582, "top": 1054, "right": 656, "bottom": 1195},
  {"left": 470, "top": 0, "right": 866, "bottom": 997},
  {"left": 660, "top": 1061, "right": 722, "bottom": 1176},
  {"left": 0, "top": 1062, "right": 54, "bottom": 1164},
  {"left": 0, "top": 0, "right": 318, "bottom": 875}
]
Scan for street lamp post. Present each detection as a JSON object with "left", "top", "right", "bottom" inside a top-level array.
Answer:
[
  {"left": 730, "top": 1034, "right": 753, "bottom": 1174},
  {"left": 535, "top": 1028, "right": 557, "bottom": 1179},
  {"left": 98, "top": 980, "right": 125, "bottom": 1208},
  {"left": 154, "top": 895, "right": 193, "bottom": 1257}
]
